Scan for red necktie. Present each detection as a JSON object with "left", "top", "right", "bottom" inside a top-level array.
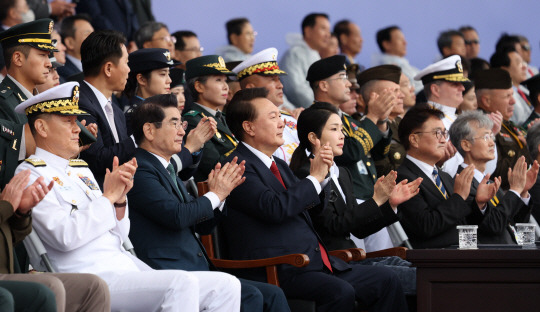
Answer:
[
  {"left": 269, "top": 161, "right": 333, "bottom": 272},
  {"left": 517, "top": 88, "right": 532, "bottom": 107}
]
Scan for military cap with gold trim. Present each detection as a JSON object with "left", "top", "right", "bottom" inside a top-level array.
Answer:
[
  {"left": 306, "top": 55, "right": 347, "bottom": 83},
  {"left": 0, "top": 19, "right": 58, "bottom": 52},
  {"left": 232, "top": 47, "right": 287, "bottom": 81},
  {"left": 414, "top": 55, "right": 469, "bottom": 85},
  {"left": 357, "top": 64, "right": 401, "bottom": 87},
  {"left": 128, "top": 48, "right": 180, "bottom": 73},
  {"left": 169, "top": 68, "right": 185, "bottom": 88},
  {"left": 185, "top": 55, "right": 235, "bottom": 80},
  {"left": 474, "top": 69, "right": 512, "bottom": 90},
  {"left": 15, "top": 82, "right": 88, "bottom": 117}
]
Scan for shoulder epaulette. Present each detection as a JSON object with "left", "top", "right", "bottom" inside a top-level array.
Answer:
[
  {"left": 0, "top": 87, "right": 13, "bottom": 99},
  {"left": 24, "top": 158, "right": 46, "bottom": 167},
  {"left": 69, "top": 159, "right": 88, "bottom": 167},
  {"left": 183, "top": 110, "right": 201, "bottom": 117},
  {"left": 280, "top": 110, "right": 292, "bottom": 117}
]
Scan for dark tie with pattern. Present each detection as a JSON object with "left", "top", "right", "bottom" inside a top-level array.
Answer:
[
  {"left": 432, "top": 168, "right": 447, "bottom": 199},
  {"left": 167, "top": 163, "right": 185, "bottom": 202}
]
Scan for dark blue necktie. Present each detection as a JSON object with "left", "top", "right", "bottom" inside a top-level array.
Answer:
[{"left": 432, "top": 168, "right": 447, "bottom": 199}]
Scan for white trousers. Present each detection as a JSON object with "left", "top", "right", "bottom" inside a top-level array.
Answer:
[{"left": 108, "top": 270, "right": 241, "bottom": 312}]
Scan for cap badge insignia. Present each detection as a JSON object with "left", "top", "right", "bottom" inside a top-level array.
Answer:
[
  {"left": 48, "top": 21, "right": 54, "bottom": 34},
  {"left": 456, "top": 60, "right": 463, "bottom": 73},
  {"left": 72, "top": 86, "right": 79, "bottom": 105},
  {"left": 272, "top": 54, "right": 276, "bottom": 60},
  {"left": 218, "top": 56, "right": 226, "bottom": 68},
  {"left": 163, "top": 51, "right": 171, "bottom": 62}
]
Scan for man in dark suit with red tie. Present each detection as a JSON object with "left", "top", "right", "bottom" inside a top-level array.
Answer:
[{"left": 223, "top": 88, "right": 408, "bottom": 312}]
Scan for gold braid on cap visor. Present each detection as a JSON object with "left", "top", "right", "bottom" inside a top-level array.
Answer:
[
  {"left": 24, "top": 98, "right": 81, "bottom": 115},
  {"left": 237, "top": 61, "right": 286, "bottom": 79}
]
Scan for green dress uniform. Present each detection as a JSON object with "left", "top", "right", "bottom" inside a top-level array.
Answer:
[
  {"left": 493, "top": 120, "right": 533, "bottom": 191},
  {"left": 0, "top": 120, "right": 23, "bottom": 190},
  {"left": 0, "top": 76, "right": 30, "bottom": 124},
  {"left": 183, "top": 105, "right": 238, "bottom": 182},
  {"left": 335, "top": 112, "right": 391, "bottom": 199},
  {"left": 374, "top": 117, "right": 406, "bottom": 177}
]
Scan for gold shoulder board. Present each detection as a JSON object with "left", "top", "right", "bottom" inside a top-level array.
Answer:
[
  {"left": 69, "top": 159, "right": 88, "bottom": 167},
  {"left": 24, "top": 158, "right": 46, "bottom": 167}
]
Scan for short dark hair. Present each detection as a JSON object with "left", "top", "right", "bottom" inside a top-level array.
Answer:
[
  {"left": 226, "top": 87, "right": 269, "bottom": 141},
  {"left": 490, "top": 47, "right": 516, "bottom": 68},
  {"left": 423, "top": 81, "right": 443, "bottom": 100},
  {"left": 226, "top": 18, "right": 249, "bottom": 45},
  {"left": 0, "top": 0, "right": 17, "bottom": 22},
  {"left": 458, "top": 25, "right": 476, "bottom": 33},
  {"left": 134, "top": 21, "right": 169, "bottom": 48},
  {"left": 437, "top": 30, "right": 464, "bottom": 55},
  {"left": 289, "top": 102, "right": 338, "bottom": 172},
  {"left": 186, "top": 75, "right": 209, "bottom": 102},
  {"left": 333, "top": 20, "right": 350, "bottom": 48},
  {"left": 131, "top": 94, "right": 178, "bottom": 145},
  {"left": 495, "top": 33, "right": 521, "bottom": 53},
  {"left": 172, "top": 30, "right": 197, "bottom": 51},
  {"left": 3, "top": 45, "right": 31, "bottom": 69},
  {"left": 398, "top": 105, "right": 444, "bottom": 150},
  {"left": 59, "top": 14, "right": 92, "bottom": 43},
  {"left": 376, "top": 25, "right": 400, "bottom": 53},
  {"left": 301, "top": 13, "right": 329, "bottom": 37},
  {"left": 81, "top": 30, "right": 126, "bottom": 78}
]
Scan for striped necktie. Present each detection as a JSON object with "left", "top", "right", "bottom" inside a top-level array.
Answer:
[{"left": 432, "top": 168, "right": 447, "bottom": 199}]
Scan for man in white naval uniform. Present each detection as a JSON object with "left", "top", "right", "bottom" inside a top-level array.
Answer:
[
  {"left": 414, "top": 55, "right": 502, "bottom": 178},
  {"left": 233, "top": 48, "right": 300, "bottom": 164},
  {"left": 15, "top": 82, "right": 241, "bottom": 312}
]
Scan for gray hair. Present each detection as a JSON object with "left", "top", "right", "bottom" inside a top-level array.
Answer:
[
  {"left": 134, "top": 21, "right": 168, "bottom": 49},
  {"left": 449, "top": 110, "right": 493, "bottom": 156},
  {"left": 527, "top": 122, "right": 540, "bottom": 160}
]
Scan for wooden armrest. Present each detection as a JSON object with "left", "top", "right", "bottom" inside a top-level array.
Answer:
[
  {"left": 348, "top": 248, "right": 366, "bottom": 261},
  {"left": 209, "top": 253, "right": 310, "bottom": 269},
  {"left": 328, "top": 249, "right": 353, "bottom": 262},
  {"left": 366, "top": 247, "right": 408, "bottom": 259}
]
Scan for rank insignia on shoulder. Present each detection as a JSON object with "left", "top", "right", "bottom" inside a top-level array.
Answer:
[
  {"left": 183, "top": 110, "right": 200, "bottom": 117},
  {"left": 280, "top": 110, "right": 292, "bottom": 117},
  {"left": 77, "top": 174, "right": 99, "bottom": 190},
  {"left": 508, "top": 150, "right": 516, "bottom": 157},
  {"left": 24, "top": 158, "right": 46, "bottom": 167},
  {"left": 69, "top": 159, "right": 88, "bottom": 167}
]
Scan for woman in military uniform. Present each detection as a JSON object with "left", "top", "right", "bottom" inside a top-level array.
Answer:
[{"left": 183, "top": 55, "right": 238, "bottom": 182}]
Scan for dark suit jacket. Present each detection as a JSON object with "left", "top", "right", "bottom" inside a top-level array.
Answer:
[
  {"left": 127, "top": 148, "right": 216, "bottom": 271},
  {"left": 129, "top": 0, "right": 154, "bottom": 25},
  {"left": 396, "top": 158, "right": 475, "bottom": 248},
  {"left": 0, "top": 201, "right": 32, "bottom": 273},
  {"left": 76, "top": 0, "right": 139, "bottom": 41},
  {"left": 293, "top": 163, "right": 398, "bottom": 251},
  {"left": 77, "top": 81, "right": 136, "bottom": 185},
  {"left": 222, "top": 143, "right": 350, "bottom": 284},
  {"left": 56, "top": 58, "right": 81, "bottom": 84},
  {"left": 458, "top": 165, "right": 530, "bottom": 244}
]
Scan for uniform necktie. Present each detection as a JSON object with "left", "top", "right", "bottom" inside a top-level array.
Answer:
[
  {"left": 216, "top": 110, "right": 227, "bottom": 127},
  {"left": 167, "top": 163, "right": 184, "bottom": 202},
  {"left": 270, "top": 161, "right": 333, "bottom": 272},
  {"left": 432, "top": 168, "right": 447, "bottom": 199},
  {"left": 105, "top": 100, "right": 119, "bottom": 143}
]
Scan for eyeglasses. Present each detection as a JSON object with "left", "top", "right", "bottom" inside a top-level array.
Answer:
[
  {"left": 326, "top": 74, "right": 348, "bottom": 83},
  {"left": 154, "top": 120, "right": 188, "bottom": 130},
  {"left": 522, "top": 44, "right": 531, "bottom": 52},
  {"left": 469, "top": 133, "right": 495, "bottom": 142},
  {"left": 152, "top": 35, "right": 177, "bottom": 44},
  {"left": 414, "top": 129, "right": 449, "bottom": 140},
  {"left": 181, "top": 46, "right": 204, "bottom": 53},
  {"left": 465, "top": 39, "right": 479, "bottom": 45},
  {"left": 242, "top": 31, "right": 258, "bottom": 38}
]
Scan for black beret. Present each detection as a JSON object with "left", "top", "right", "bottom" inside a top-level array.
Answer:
[
  {"left": 474, "top": 69, "right": 512, "bottom": 90},
  {"left": 0, "top": 19, "right": 57, "bottom": 52},
  {"left": 306, "top": 55, "right": 347, "bottom": 83},
  {"left": 357, "top": 65, "right": 401, "bottom": 87},
  {"left": 522, "top": 74, "right": 540, "bottom": 93},
  {"left": 128, "top": 48, "right": 179, "bottom": 73},
  {"left": 169, "top": 68, "right": 185, "bottom": 88},
  {"left": 185, "top": 55, "right": 235, "bottom": 80}
]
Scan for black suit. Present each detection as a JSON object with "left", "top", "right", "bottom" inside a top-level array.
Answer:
[
  {"left": 77, "top": 81, "right": 136, "bottom": 185},
  {"left": 293, "top": 163, "right": 398, "bottom": 251},
  {"left": 457, "top": 165, "right": 530, "bottom": 244},
  {"left": 128, "top": 148, "right": 290, "bottom": 312},
  {"left": 223, "top": 143, "right": 407, "bottom": 312},
  {"left": 76, "top": 0, "right": 139, "bottom": 41},
  {"left": 56, "top": 57, "right": 81, "bottom": 83},
  {"left": 396, "top": 157, "right": 476, "bottom": 248}
]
